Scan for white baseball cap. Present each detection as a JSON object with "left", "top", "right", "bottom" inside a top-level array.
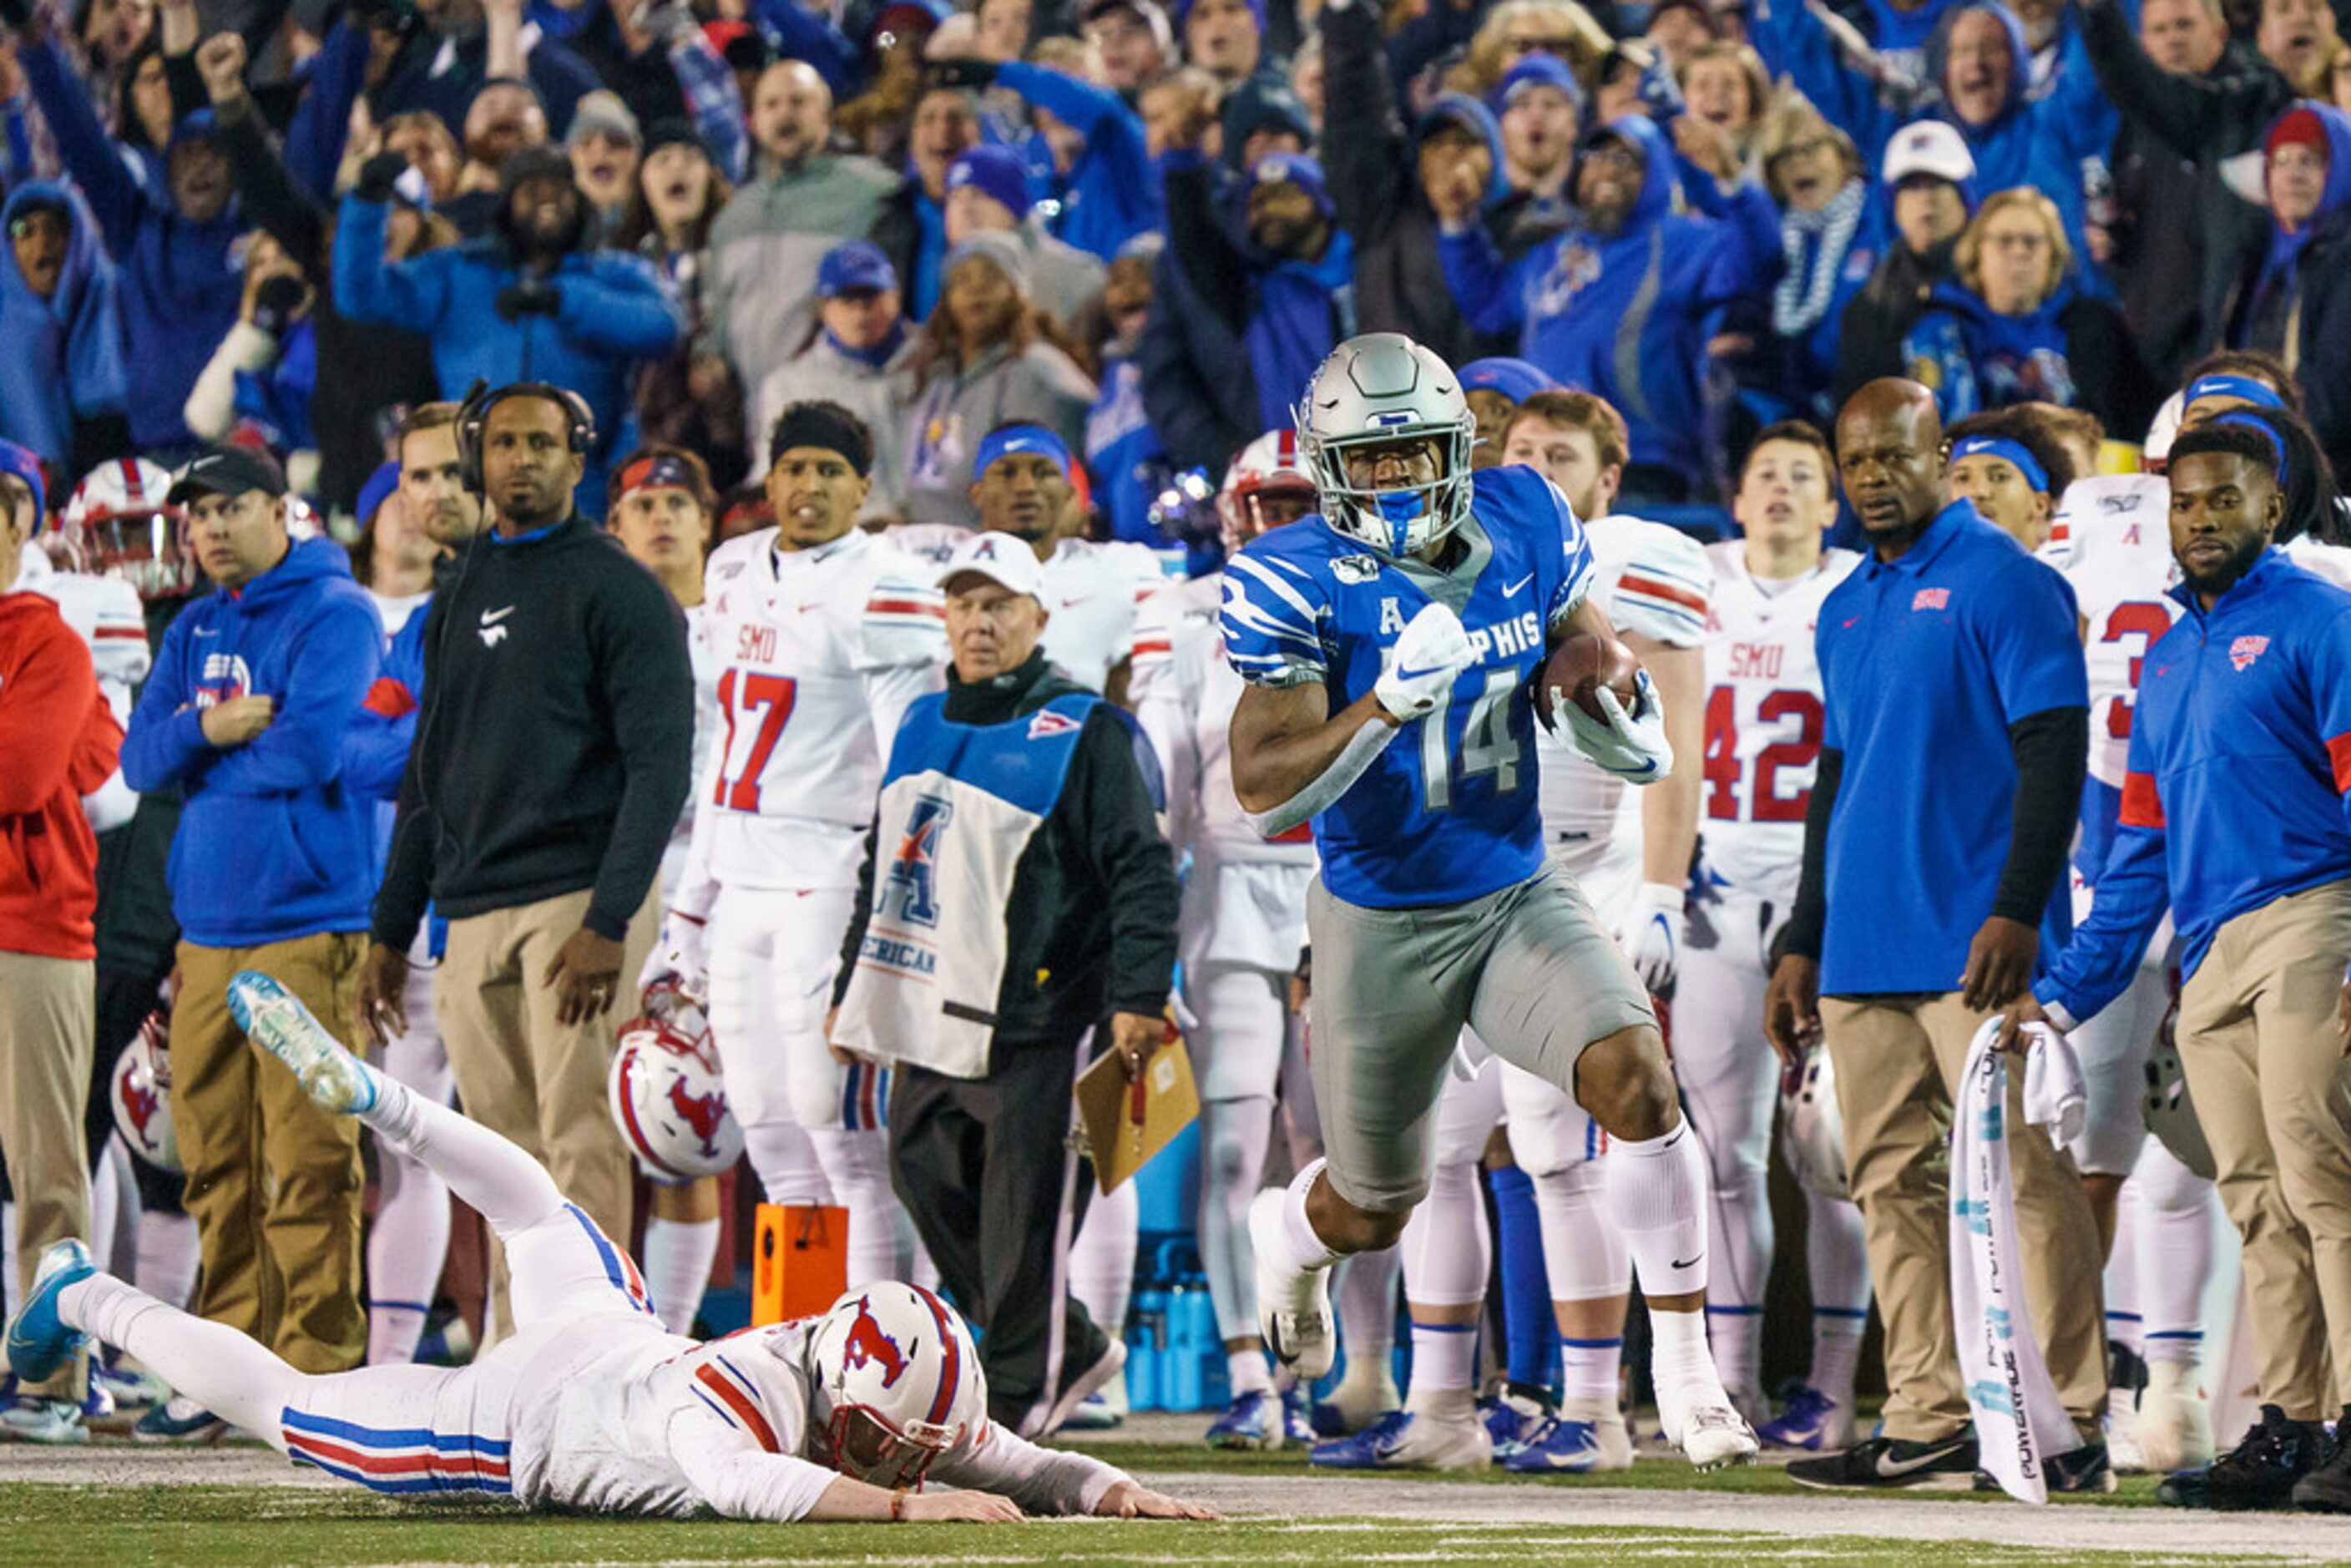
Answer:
[
  {"left": 935, "top": 530, "right": 1045, "bottom": 599},
  {"left": 1882, "top": 120, "right": 1974, "bottom": 187}
]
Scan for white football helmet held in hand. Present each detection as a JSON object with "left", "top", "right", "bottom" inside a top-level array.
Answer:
[
  {"left": 1779, "top": 1044, "right": 1848, "bottom": 1200},
  {"left": 609, "top": 992, "right": 741, "bottom": 1180},
  {"left": 806, "top": 1282, "right": 989, "bottom": 1489},
  {"left": 1294, "top": 334, "right": 1476, "bottom": 559},
  {"left": 110, "top": 1010, "right": 181, "bottom": 1175},
  {"left": 639, "top": 909, "right": 710, "bottom": 1003}
]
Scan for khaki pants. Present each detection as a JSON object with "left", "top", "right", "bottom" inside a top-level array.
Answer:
[
  {"left": 2177, "top": 878, "right": 2351, "bottom": 1419},
  {"left": 173, "top": 933, "right": 367, "bottom": 1374},
  {"left": 436, "top": 886, "right": 655, "bottom": 1339},
  {"left": 1823, "top": 991, "right": 2106, "bottom": 1442},
  {"left": 0, "top": 951, "right": 94, "bottom": 1400}
]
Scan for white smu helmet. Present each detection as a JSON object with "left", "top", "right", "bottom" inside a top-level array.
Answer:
[
  {"left": 608, "top": 989, "right": 743, "bottom": 1179},
  {"left": 807, "top": 1282, "right": 988, "bottom": 1490},
  {"left": 1294, "top": 333, "right": 1476, "bottom": 559},
  {"left": 111, "top": 1011, "right": 181, "bottom": 1175},
  {"left": 1778, "top": 1044, "right": 1848, "bottom": 1200},
  {"left": 62, "top": 458, "right": 194, "bottom": 599},
  {"left": 1217, "top": 427, "right": 1317, "bottom": 554}
]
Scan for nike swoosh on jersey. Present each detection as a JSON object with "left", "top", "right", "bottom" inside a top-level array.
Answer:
[{"left": 1503, "top": 573, "right": 1534, "bottom": 596}]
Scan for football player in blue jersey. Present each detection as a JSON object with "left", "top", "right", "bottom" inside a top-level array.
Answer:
[{"left": 1218, "top": 334, "right": 1758, "bottom": 1470}]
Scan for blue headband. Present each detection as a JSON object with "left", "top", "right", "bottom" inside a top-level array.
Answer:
[
  {"left": 356, "top": 459, "right": 402, "bottom": 526},
  {"left": 973, "top": 424, "right": 1072, "bottom": 481},
  {"left": 2207, "top": 411, "right": 2290, "bottom": 484},
  {"left": 0, "top": 438, "right": 44, "bottom": 524},
  {"left": 1949, "top": 434, "right": 2048, "bottom": 494},
  {"left": 2184, "top": 374, "right": 2287, "bottom": 412}
]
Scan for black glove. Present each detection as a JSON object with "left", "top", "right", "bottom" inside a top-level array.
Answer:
[
  {"left": 494, "top": 277, "right": 563, "bottom": 320},
  {"left": 927, "top": 57, "right": 996, "bottom": 89},
  {"left": 250, "top": 273, "right": 307, "bottom": 336},
  {"left": 354, "top": 150, "right": 410, "bottom": 203}
]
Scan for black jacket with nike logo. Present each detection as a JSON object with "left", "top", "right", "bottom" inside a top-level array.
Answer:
[{"left": 372, "top": 514, "right": 692, "bottom": 947}]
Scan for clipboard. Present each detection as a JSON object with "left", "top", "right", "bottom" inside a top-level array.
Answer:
[{"left": 1074, "top": 1029, "right": 1200, "bottom": 1196}]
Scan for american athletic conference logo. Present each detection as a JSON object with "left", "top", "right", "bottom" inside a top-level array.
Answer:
[{"left": 879, "top": 793, "right": 953, "bottom": 928}]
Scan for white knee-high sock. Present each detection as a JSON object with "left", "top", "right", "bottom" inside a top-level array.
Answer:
[
  {"left": 641, "top": 1216, "right": 720, "bottom": 1336},
  {"left": 1701, "top": 1153, "right": 1771, "bottom": 1409},
  {"left": 62, "top": 1272, "right": 301, "bottom": 1450},
  {"left": 2106, "top": 1177, "right": 2146, "bottom": 1364},
  {"left": 1273, "top": 1159, "right": 1342, "bottom": 1274},
  {"left": 1803, "top": 1191, "right": 1870, "bottom": 1406},
  {"left": 1070, "top": 1178, "right": 1138, "bottom": 1338},
  {"left": 1335, "top": 1244, "right": 1400, "bottom": 1384},
  {"left": 1400, "top": 1161, "right": 1492, "bottom": 1311},
  {"left": 746, "top": 1120, "right": 834, "bottom": 1207},
  {"left": 102, "top": 1137, "right": 142, "bottom": 1281},
  {"left": 367, "top": 1137, "right": 453, "bottom": 1366},
  {"left": 1532, "top": 1161, "right": 1631, "bottom": 1301},
  {"left": 88, "top": 1146, "right": 120, "bottom": 1285},
  {"left": 807, "top": 1126, "right": 909, "bottom": 1288},
  {"left": 361, "top": 1073, "right": 565, "bottom": 1242},
  {"left": 1197, "top": 1096, "right": 1276, "bottom": 1344},
  {"left": 1606, "top": 1123, "right": 1709, "bottom": 1299},
  {"left": 134, "top": 1211, "right": 199, "bottom": 1312},
  {"left": 2136, "top": 1144, "right": 2216, "bottom": 1368}
]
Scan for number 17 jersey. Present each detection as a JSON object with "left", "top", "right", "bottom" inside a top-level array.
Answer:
[{"left": 1219, "top": 464, "right": 1595, "bottom": 910}]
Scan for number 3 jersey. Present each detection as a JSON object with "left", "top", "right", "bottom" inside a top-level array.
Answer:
[
  {"left": 682, "top": 528, "right": 945, "bottom": 903},
  {"left": 1696, "top": 542, "right": 1859, "bottom": 903},
  {"left": 1218, "top": 464, "right": 1595, "bottom": 910}
]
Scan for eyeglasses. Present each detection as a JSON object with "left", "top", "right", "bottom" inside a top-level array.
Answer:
[{"left": 1981, "top": 230, "right": 2050, "bottom": 252}]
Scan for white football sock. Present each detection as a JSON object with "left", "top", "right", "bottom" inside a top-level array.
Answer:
[
  {"left": 642, "top": 1216, "right": 721, "bottom": 1336},
  {"left": 808, "top": 1126, "right": 911, "bottom": 1288},
  {"left": 1400, "top": 1161, "right": 1491, "bottom": 1309},
  {"left": 360, "top": 1074, "right": 566, "bottom": 1239},
  {"left": 1198, "top": 1096, "right": 1276, "bottom": 1343},
  {"left": 1403, "top": 1320, "right": 1479, "bottom": 1416},
  {"left": 1532, "top": 1160, "right": 1631, "bottom": 1300},
  {"left": 1802, "top": 1190, "right": 1870, "bottom": 1405},
  {"left": 2136, "top": 1142, "right": 2216, "bottom": 1368},
  {"left": 2106, "top": 1177, "right": 2146, "bottom": 1364},
  {"left": 367, "top": 1137, "right": 452, "bottom": 1366},
  {"left": 1648, "top": 1304, "right": 1718, "bottom": 1404},
  {"left": 1276, "top": 1159, "right": 1342, "bottom": 1274},
  {"left": 134, "top": 1211, "right": 199, "bottom": 1311},
  {"left": 1069, "top": 1176, "right": 1138, "bottom": 1337},
  {"left": 1607, "top": 1122, "right": 1709, "bottom": 1299},
  {"left": 1560, "top": 1334, "right": 1624, "bottom": 1406},
  {"left": 63, "top": 1272, "right": 301, "bottom": 1451},
  {"left": 1335, "top": 1245, "right": 1400, "bottom": 1381},
  {"left": 1228, "top": 1347, "right": 1274, "bottom": 1396}
]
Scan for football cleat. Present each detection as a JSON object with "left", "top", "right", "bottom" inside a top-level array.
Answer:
[
  {"left": 133, "top": 1394, "right": 229, "bottom": 1445},
  {"left": 1504, "top": 1396, "right": 1635, "bottom": 1474},
  {"left": 1206, "top": 1388, "right": 1283, "bottom": 1451},
  {"left": 1310, "top": 1408, "right": 1492, "bottom": 1471},
  {"left": 1666, "top": 1398, "right": 1762, "bottom": 1471},
  {"left": 4, "top": 1239, "right": 94, "bottom": 1385},
  {"left": 1281, "top": 1384, "right": 1317, "bottom": 1446},
  {"left": 1, "top": 1397, "right": 89, "bottom": 1445},
  {"left": 1757, "top": 1383, "right": 1855, "bottom": 1451},
  {"left": 1481, "top": 1388, "right": 1554, "bottom": 1464},
  {"left": 230, "top": 972, "right": 377, "bottom": 1115},
  {"left": 1248, "top": 1188, "right": 1335, "bottom": 1381}
]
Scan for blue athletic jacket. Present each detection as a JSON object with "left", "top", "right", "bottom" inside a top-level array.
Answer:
[{"left": 2038, "top": 550, "right": 2351, "bottom": 1024}]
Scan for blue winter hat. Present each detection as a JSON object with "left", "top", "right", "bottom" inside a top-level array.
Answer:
[
  {"left": 1492, "top": 53, "right": 1581, "bottom": 114},
  {"left": 1221, "top": 75, "right": 1314, "bottom": 163},
  {"left": 946, "top": 144, "right": 1034, "bottom": 220},
  {"left": 0, "top": 438, "right": 45, "bottom": 524},
  {"left": 1459, "top": 358, "right": 1560, "bottom": 404},
  {"left": 818, "top": 239, "right": 900, "bottom": 297},
  {"left": 1248, "top": 152, "right": 1336, "bottom": 222},
  {"left": 167, "top": 108, "right": 220, "bottom": 149},
  {"left": 356, "top": 460, "right": 402, "bottom": 528},
  {"left": 1176, "top": 0, "right": 1265, "bottom": 34}
]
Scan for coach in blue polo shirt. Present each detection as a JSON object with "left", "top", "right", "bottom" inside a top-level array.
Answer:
[{"left": 1764, "top": 378, "right": 2103, "bottom": 1491}]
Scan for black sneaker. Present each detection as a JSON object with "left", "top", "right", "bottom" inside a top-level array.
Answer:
[
  {"left": 2157, "top": 1404, "right": 2325, "bottom": 1510},
  {"left": 1788, "top": 1433, "right": 1980, "bottom": 1490},
  {"left": 1973, "top": 1441, "right": 2117, "bottom": 1495},
  {"left": 2291, "top": 1407, "right": 2351, "bottom": 1513}
]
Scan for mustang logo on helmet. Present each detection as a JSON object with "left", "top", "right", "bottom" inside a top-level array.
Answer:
[{"left": 843, "top": 1296, "right": 913, "bottom": 1388}]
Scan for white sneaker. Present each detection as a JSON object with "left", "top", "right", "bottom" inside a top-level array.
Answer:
[
  {"left": 1248, "top": 1188, "right": 1334, "bottom": 1381},
  {"left": 1659, "top": 1383, "right": 1761, "bottom": 1471},
  {"left": 2131, "top": 1360, "right": 2214, "bottom": 1473}
]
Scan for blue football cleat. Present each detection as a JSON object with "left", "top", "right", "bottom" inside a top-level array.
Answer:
[
  {"left": 1482, "top": 1389, "right": 1554, "bottom": 1464},
  {"left": 5, "top": 1239, "right": 94, "bottom": 1384},
  {"left": 1206, "top": 1388, "right": 1283, "bottom": 1450},
  {"left": 1281, "top": 1384, "right": 1316, "bottom": 1446},
  {"left": 1757, "top": 1384, "right": 1854, "bottom": 1451},
  {"left": 1311, "top": 1407, "right": 1491, "bottom": 1470},
  {"left": 230, "top": 971, "right": 377, "bottom": 1115}
]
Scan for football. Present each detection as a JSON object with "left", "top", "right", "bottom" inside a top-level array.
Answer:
[{"left": 1532, "top": 630, "right": 1642, "bottom": 731}]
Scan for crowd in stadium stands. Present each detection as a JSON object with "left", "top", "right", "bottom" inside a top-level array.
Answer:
[{"left": 4, "top": 0, "right": 2351, "bottom": 1522}]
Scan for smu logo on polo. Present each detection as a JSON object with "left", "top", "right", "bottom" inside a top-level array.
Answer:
[
  {"left": 2230, "top": 635, "right": 2271, "bottom": 672},
  {"left": 1913, "top": 588, "right": 1951, "bottom": 612},
  {"left": 193, "top": 651, "right": 252, "bottom": 706},
  {"left": 879, "top": 793, "right": 953, "bottom": 929}
]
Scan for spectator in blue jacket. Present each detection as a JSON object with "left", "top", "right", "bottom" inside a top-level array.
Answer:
[
  {"left": 13, "top": 18, "right": 240, "bottom": 458},
  {"left": 2227, "top": 104, "right": 2351, "bottom": 481},
  {"left": 334, "top": 142, "right": 685, "bottom": 516},
  {"left": 0, "top": 180, "right": 127, "bottom": 474},
  {"left": 119, "top": 443, "right": 382, "bottom": 1394},
  {"left": 931, "top": 53, "right": 1161, "bottom": 260},
  {"left": 1437, "top": 113, "right": 1779, "bottom": 502}
]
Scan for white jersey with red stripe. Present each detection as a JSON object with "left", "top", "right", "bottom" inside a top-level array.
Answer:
[
  {"left": 683, "top": 529, "right": 945, "bottom": 906},
  {"left": 2055, "top": 475, "right": 2177, "bottom": 792},
  {"left": 507, "top": 1318, "right": 1117, "bottom": 1520},
  {"left": 2285, "top": 534, "right": 2351, "bottom": 592},
  {"left": 17, "top": 544, "right": 150, "bottom": 711},
  {"left": 1038, "top": 535, "right": 1165, "bottom": 693},
  {"left": 658, "top": 601, "right": 726, "bottom": 898},
  {"left": 1132, "top": 570, "right": 1315, "bottom": 969},
  {"left": 1534, "top": 514, "right": 1715, "bottom": 911},
  {"left": 1694, "top": 541, "right": 1858, "bottom": 902}
]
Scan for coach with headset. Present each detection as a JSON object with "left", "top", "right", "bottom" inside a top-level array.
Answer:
[{"left": 356, "top": 382, "right": 694, "bottom": 1339}]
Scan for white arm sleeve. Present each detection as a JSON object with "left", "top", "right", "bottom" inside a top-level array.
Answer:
[
  {"left": 1243, "top": 713, "right": 1394, "bottom": 839},
  {"left": 929, "top": 1419, "right": 1125, "bottom": 1516},
  {"left": 664, "top": 1403, "right": 841, "bottom": 1522},
  {"left": 182, "top": 321, "right": 279, "bottom": 441}
]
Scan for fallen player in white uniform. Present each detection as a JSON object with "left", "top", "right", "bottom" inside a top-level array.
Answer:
[{"left": 3, "top": 972, "right": 1214, "bottom": 1526}]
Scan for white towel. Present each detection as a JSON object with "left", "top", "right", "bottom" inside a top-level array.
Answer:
[{"left": 1951, "top": 1018, "right": 2082, "bottom": 1505}]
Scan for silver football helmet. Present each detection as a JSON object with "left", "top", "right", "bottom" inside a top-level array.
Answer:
[{"left": 1293, "top": 333, "right": 1476, "bottom": 559}]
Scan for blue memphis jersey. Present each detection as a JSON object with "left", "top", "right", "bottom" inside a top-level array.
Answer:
[{"left": 1219, "top": 464, "right": 1596, "bottom": 908}]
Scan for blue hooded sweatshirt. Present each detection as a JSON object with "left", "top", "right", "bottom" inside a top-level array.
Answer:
[
  {"left": 23, "top": 41, "right": 244, "bottom": 454},
  {"left": 1438, "top": 114, "right": 1780, "bottom": 474},
  {"left": 1000, "top": 62, "right": 1164, "bottom": 262},
  {"left": 0, "top": 181, "right": 126, "bottom": 468},
  {"left": 2243, "top": 104, "right": 2351, "bottom": 337},
  {"left": 334, "top": 192, "right": 685, "bottom": 518},
  {"left": 1902, "top": 274, "right": 2081, "bottom": 422},
  {"left": 120, "top": 536, "right": 384, "bottom": 948}
]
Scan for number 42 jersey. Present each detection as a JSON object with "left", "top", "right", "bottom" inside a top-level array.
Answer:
[{"left": 1219, "top": 464, "right": 1596, "bottom": 910}]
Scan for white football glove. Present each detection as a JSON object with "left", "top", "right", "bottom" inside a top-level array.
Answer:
[
  {"left": 1558, "top": 667, "right": 1674, "bottom": 781},
  {"left": 638, "top": 910, "right": 710, "bottom": 1004},
  {"left": 1373, "top": 603, "right": 1477, "bottom": 722},
  {"left": 1616, "top": 882, "right": 1685, "bottom": 996}
]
